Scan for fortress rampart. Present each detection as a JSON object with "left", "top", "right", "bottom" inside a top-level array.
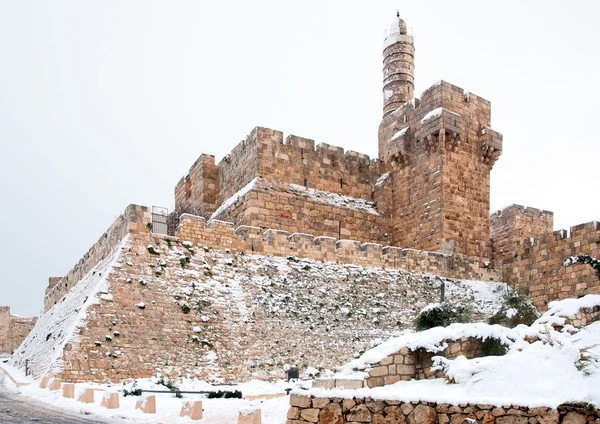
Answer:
[
  {"left": 490, "top": 204, "right": 554, "bottom": 263},
  {"left": 43, "top": 205, "right": 151, "bottom": 312},
  {"left": 499, "top": 219, "right": 600, "bottom": 308}
]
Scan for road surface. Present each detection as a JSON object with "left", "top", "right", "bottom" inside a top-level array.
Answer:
[{"left": 0, "top": 386, "right": 113, "bottom": 424}]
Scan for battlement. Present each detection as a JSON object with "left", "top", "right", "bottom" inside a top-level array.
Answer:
[
  {"left": 500, "top": 218, "right": 600, "bottom": 309},
  {"left": 176, "top": 213, "right": 499, "bottom": 281},
  {"left": 490, "top": 204, "right": 555, "bottom": 263},
  {"left": 175, "top": 126, "right": 391, "bottom": 232}
]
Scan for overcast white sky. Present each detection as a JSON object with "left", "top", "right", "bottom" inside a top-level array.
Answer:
[{"left": 1, "top": 1, "right": 599, "bottom": 315}]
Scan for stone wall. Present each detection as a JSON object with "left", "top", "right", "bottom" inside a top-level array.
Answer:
[
  {"left": 378, "top": 81, "right": 502, "bottom": 259},
  {"left": 363, "top": 337, "right": 484, "bottom": 388},
  {"left": 490, "top": 205, "right": 554, "bottom": 264},
  {"left": 212, "top": 180, "right": 394, "bottom": 247},
  {"left": 43, "top": 205, "right": 151, "bottom": 312},
  {"left": 175, "top": 213, "right": 500, "bottom": 282},
  {"left": 287, "top": 393, "right": 597, "bottom": 424},
  {"left": 0, "top": 307, "right": 37, "bottom": 355},
  {"left": 501, "top": 221, "right": 600, "bottom": 310},
  {"left": 28, "top": 204, "right": 505, "bottom": 383}
]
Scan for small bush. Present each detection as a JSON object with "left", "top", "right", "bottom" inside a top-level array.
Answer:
[
  {"left": 414, "top": 302, "right": 472, "bottom": 331},
  {"left": 480, "top": 337, "right": 508, "bottom": 356},
  {"left": 489, "top": 289, "right": 539, "bottom": 328},
  {"left": 147, "top": 245, "right": 160, "bottom": 255}
]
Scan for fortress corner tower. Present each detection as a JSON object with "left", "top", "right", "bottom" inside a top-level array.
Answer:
[{"left": 379, "top": 14, "right": 503, "bottom": 259}]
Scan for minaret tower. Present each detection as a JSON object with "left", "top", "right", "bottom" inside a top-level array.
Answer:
[{"left": 382, "top": 12, "right": 415, "bottom": 114}]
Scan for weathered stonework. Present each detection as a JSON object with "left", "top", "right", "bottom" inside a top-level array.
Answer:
[
  {"left": 491, "top": 213, "right": 600, "bottom": 310},
  {"left": 286, "top": 394, "right": 599, "bottom": 424},
  {"left": 363, "top": 337, "right": 485, "bottom": 388},
  {"left": 0, "top": 307, "right": 37, "bottom": 355}
]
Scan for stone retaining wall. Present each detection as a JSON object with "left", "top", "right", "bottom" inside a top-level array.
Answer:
[
  {"left": 364, "top": 337, "right": 484, "bottom": 388},
  {"left": 287, "top": 394, "right": 598, "bottom": 424}
]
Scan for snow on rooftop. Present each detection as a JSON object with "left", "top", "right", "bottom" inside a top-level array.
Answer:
[
  {"left": 289, "top": 184, "right": 379, "bottom": 215},
  {"left": 210, "top": 177, "right": 258, "bottom": 220},
  {"left": 420, "top": 107, "right": 461, "bottom": 124}
]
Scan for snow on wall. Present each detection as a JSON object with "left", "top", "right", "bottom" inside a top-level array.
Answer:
[
  {"left": 9, "top": 237, "right": 130, "bottom": 378},
  {"left": 288, "top": 184, "right": 379, "bottom": 215},
  {"left": 210, "top": 177, "right": 258, "bottom": 220}
]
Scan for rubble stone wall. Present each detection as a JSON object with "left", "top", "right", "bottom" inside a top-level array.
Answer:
[
  {"left": 501, "top": 221, "right": 600, "bottom": 310},
  {"left": 57, "top": 227, "right": 491, "bottom": 383},
  {"left": 287, "top": 393, "right": 597, "bottom": 424},
  {"left": 43, "top": 205, "right": 152, "bottom": 312}
]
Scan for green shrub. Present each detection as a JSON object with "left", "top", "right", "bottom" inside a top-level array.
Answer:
[
  {"left": 488, "top": 289, "right": 539, "bottom": 328},
  {"left": 480, "top": 337, "right": 508, "bottom": 356},
  {"left": 414, "top": 302, "right": 472, "bottom": 331}
]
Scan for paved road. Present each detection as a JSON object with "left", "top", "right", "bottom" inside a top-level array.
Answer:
[{"left": 0, "top": 389, "right": 113, "bottom": 424}]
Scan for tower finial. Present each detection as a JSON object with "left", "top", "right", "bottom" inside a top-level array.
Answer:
[{"left": 396, "top": 10, "right": 400, "bottom": 18}]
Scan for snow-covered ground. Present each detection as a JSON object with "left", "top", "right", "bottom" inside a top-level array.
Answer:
[{"left": 0, "top": 366, "right": 292, "bottom": 424}]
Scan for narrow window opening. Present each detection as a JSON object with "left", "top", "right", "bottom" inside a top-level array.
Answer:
[
  {"left": 303, "top": 178, "right": 307, "bottom": 187},
  {"left": 338, "top": 221, "right": 342, "bottom": 239},
  {"left": 339, "top": 178, "right": 343, "bottom": 189}
]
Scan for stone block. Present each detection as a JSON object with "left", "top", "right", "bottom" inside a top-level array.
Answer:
[
  {"left": 77, "top": 388, "right": 94, "bottom": 404},
  {"left": 180, "top": 400, "right": 203, "bottom": 420},
  {"left": 238, "top": 409, "right": 261, "bottom": 424},
  {"left": 290, "top": 394, "right": 311, "bottom": 408},
  {"left": 334, "top": 379, "right": 364, "bottom": 389},
  {"left": 62, "top": 383, "right": 74, "bottom": 398},
  {"left": 136, "top": 395, "right": 156, "bottom": 414},
  {"left": 48, "top": 378, "right": 61, "bottom": 391},
  {"left": 312, "top": 379, "right": 335, "bottom": 389},
  {"left": 101, "top": 392, "right": 120, "bottom": 409},
  {"left": 39, "top": 376, "right": 50, "bottom": 389}
]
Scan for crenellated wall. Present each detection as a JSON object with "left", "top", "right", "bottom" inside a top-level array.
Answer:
[
  {"left": 176, "top": 213, "right": 499, "bottom": 281},
  {"left": 490, "top": 205, "right": 554, "bottom": 264},
  {"left": 43, "top": 205, "right": 151, "bottom": 312},
  {"left": 501, "top": 221, "right": 600, "bottom": 309}
]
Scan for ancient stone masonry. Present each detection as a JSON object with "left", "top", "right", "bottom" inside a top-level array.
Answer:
[
  {"left": 0, "top": 307, "right": 37, "bottom": 355},
  {"left": 17, "top": 205, "right": 505, "bottom": 383},
  {"left": 44, "top": 205, "right": 151, "bottom": 312},
  {"left": 286, "top": 393, "right": 598, "bottom": 424},
  {"left": 175, "top": 15, "right": 503, "bottom": 262},
  {"left": 490, "top": 205, "right": 554, "bottom": 264},
  {"left": 497, "top": 220, "right": 600, "bottom": 309}
]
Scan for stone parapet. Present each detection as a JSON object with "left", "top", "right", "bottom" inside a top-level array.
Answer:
[{"left": 175, "top": 213, "right": 500, "bottom": 281}]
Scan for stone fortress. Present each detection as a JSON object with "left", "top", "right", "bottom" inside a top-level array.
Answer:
[{"left": 8, "top": 15, "right": 599, "bottom": 383}]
